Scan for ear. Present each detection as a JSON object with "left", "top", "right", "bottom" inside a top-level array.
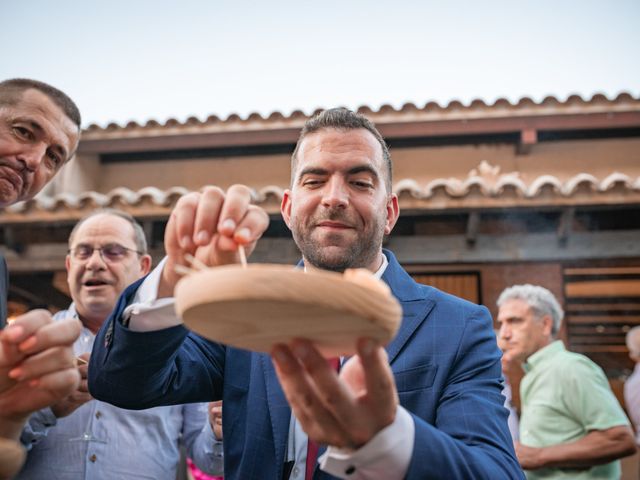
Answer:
[
  {"left": 139, "top": 254, "right": 152, "bottom": 276},
  {"left": 65, "top": 255, "right": 72, "bottom": 281},
  {"left": 281, "top": 189, "right": 293, "bottom": 229},
  {"left": 384, "top": 193, "right": 400, "bottom": 235},
  {"left": 541, "top": 314, "right": 554, "bottom": 337}
]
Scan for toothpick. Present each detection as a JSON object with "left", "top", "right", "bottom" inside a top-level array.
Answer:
[
  {"left": 76, "top": 357, "right": 88, "bottom": 365},
  {"left": 184, "top": 253, "right": 208, "bottom": 271},
  {"left": 238, "top": 245, "right": 247, "bottom": 268},
  {"left": 174, "top": 264, "right": 197, "bottom": 276}
]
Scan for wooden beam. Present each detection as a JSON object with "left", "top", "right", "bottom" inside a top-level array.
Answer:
[
  {"left": 557, "top": 207, "right": 575, "bottom": 246},
  {"left": 379, "top": 112, "right": 640, "bottom": 139},
  {"left": 571, "top": 345, "right": 630, "bottom": 353},
  {"left": 465, "top": 212, "right": 480, "bottom": 245},
  {"left": 566, "top": 303, "right": 640, "bottom": 313},
  {"left": 569, "top": 335, "right": 626, "bottom": 344},
  {"left": 77, "top": 111, "right": 640, "bottom": 155},
  {"left": 4, "top": 229, "right": 640, "bottom": 272},
  {"left": 567, "top": 315, "right": 640, "bottom": 324},
  {"left": 78, "top": 128, "right": 301, "bottom": 154},
  {"left": 565, "top": 280, "right": 640, "bottom": 298},
  {"left": 517, "top": 128, "right": 537, "bottom": 155},
  {"left": 388, "top": 230, "right": 640, "bottom": 264}
]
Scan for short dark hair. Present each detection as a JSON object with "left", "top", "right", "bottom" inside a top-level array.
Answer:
[
  {"left": 0, "top": 78, "right": 81, "bottom": 127},
  {"left": 291, "top": 108, "right": 392, "bottom": 191},
  {"left": 69, "top": 209, "right": 148, "bottom": 254}
]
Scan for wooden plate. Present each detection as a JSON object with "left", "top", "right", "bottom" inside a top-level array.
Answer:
[{"left": 175, "top": 264, "right": 402, "bottom": 357}]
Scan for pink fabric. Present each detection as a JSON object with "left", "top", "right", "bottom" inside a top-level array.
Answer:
[{"left": 187, "top": 458, "right": 223, "bottom": 480}]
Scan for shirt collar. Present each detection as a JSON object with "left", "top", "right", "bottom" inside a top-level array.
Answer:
[
  {"left": 303, "top": 252, "right": 389, "bottom": 278},
  {"left": 67, "top": 302, "right": 78, "bottom": 318},
  {"left": 524, "top": 339, "right": 565, "bottom": 372},
  {"left": 373, "top": 252, "right": 389, "bottom": 279}
]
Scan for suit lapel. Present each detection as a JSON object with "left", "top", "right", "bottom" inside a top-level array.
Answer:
[
  {"left": 386, "top": 298, "right": 434, "bottom": 364},
  {"left": 381, "top": 250, "right": 435, "bottom": 364},
  {"left": 261, "top": 354, "right": 292, "bottom": 479}
]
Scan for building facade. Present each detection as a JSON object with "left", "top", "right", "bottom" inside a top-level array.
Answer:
[{"left": 2, "top": 94, "right": 639, "bottom": 404}]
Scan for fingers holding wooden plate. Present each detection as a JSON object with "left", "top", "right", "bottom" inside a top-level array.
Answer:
[{"left": 175, "top": 264, "right": 402, "bottom": 357}]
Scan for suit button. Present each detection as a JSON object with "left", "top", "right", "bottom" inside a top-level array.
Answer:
[{"left": 89, "top": 454, "right": 97, "bottom": 463}]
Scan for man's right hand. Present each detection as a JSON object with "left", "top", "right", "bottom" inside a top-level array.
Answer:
[
  {"left": 51, "top": 353, "right": 93, "bottom": 418},
  {"left": 159, "top": 185, "right": 269, "bottom": 298}
]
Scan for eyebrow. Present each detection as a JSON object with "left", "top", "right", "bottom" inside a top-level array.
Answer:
[
  {"left": 347, "top": 165, "right": 379, "bottom": 179},
  {"left": 297, "top": 165, "right": 380, "bottom": 181}
]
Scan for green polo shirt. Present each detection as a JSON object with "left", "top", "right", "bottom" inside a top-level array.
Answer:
[{"left": 520, "top": 340, "right": 630, "bottom": 479}]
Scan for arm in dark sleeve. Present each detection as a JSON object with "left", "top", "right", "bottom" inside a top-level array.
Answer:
[
  {"left": 1, "top": 255, "right": 8, "bottom": 328},
  {"left": 88, "top": 278, "right": 225, "bottom": 409}
]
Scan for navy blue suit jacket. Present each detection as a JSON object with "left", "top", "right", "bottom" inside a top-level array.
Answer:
[
  {"left": 89, "top": 251, "right": 523, "bottom": 479},
  {"left": 1, "top": 255, "right": 8, "bottom": 328}
]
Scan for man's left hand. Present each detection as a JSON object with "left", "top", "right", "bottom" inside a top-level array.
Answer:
[{"left": 272, "top": 337, "right": 398, "bottom": 449}]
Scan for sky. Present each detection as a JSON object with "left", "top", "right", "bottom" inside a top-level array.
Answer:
[{"left": 1, "top": 0, "right": 638, "bottom": 128}]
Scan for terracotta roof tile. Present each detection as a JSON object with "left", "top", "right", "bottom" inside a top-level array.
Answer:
[
  {"left": 3, "top": 171, "right": 638, "bottom": 222},
  {"left": 82, "top": 92, "right": 639, "bottom": 135}
]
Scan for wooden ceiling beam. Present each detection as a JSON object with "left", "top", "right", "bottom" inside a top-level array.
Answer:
[
  {"left": 557, "top": 207, "right": 575, "bottom": 246},
  {"left": 77, "top": 111, "right": 640, "bottom": 155},
  {"left": 517, "top": 128, "right": 538, "bottom": 155},
  {"left": 6, "top": 229, "right": 640, "bottom": 272},
  {"left": 465, "top": 212, "right": 480, "bottom": 245}
]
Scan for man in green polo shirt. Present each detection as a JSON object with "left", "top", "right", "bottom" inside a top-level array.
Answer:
[{"left": 497, "top": 284, "right": 636, "bottom": 479}]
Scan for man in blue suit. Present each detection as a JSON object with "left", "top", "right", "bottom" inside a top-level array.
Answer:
[{"left": 89, "top": 108, "right": 523, "bottom": 479}]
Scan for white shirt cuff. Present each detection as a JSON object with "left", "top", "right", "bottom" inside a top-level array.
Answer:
[
  {"left": 319, "top": 406, "right": 414, "bottom": 479},
  {"left": 124, "top": 257, "right": 183, "bottom": 332}
]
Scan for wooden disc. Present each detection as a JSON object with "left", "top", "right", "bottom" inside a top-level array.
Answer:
[{"left": 175, "top": 264, "right": 402, "bottom": 357}]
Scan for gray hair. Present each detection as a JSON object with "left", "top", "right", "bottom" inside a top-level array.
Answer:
[
  {"left": 0, "top": 78, "right": 81, "bottom": 127},
  {"left": 68, "top": 209, "right": 148, "bottom": 254},
  {"left": 291, "top": 107, "right": 392, "bottom": 192},
  {"left": 626, "top": 326, "right": 640, "bottom": 357},
  {"left": 497, "top": 284, "right": 564, "bottom": 336}
]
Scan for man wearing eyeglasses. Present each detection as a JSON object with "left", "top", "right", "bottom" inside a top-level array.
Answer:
[{"left": 15, "top": 209, "right": 223, "bottom": 480}]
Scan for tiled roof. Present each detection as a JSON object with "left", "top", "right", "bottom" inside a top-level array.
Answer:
[
  {"left": 82, "top": 93, "right": 639, "bottom": 137},
  {"left": 394, "top": 171, "right": 640, "bottom": 199},
  {"left": 3, "top": 170, "right": 638, "bottom": 223}
]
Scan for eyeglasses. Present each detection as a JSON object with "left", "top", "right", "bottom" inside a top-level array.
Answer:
[{"left": 68, "top": 243, "right": 143, "bottom": 263}]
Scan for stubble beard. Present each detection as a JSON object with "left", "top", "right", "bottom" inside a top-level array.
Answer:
[{"left": 291, "top": 211, "right": 386, "bottom": 272}]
